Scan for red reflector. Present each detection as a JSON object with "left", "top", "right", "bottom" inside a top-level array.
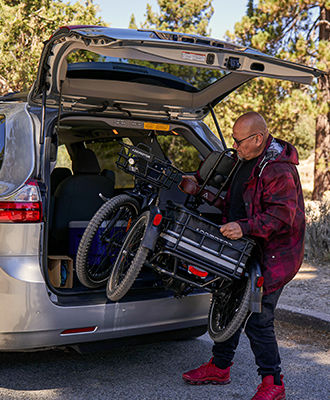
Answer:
[
  {"left": 257, "top": 277, "right": 264, "bottom": 287},
  {"left": 60, "top": 326, "right": 97, "bottom": 335},
  {"left": 25, "top": 179, "right": 38, "bottom": 186},
  {"left": 188, "top": 265, "right": 208, "bottom": 278},
  {"left": 0, "top": 202, "right": 42, "bottom": 222},
  {"left": 153, "top": 214, "right": 162, "bottom": 226}
]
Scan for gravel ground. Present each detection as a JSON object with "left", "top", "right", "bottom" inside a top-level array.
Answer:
[
  {"left": 0, "top": 321, "right": 329, "bottom": 400},
  {"left": 278, "top": 261, "right": 330, "bottom": 316}
]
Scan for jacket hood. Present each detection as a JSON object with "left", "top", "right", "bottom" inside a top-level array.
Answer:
[{"left": 257, "top": 135, "right": 299, "bottom": 177}]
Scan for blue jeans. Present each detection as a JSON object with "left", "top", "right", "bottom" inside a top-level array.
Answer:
[{"left": 212, "top": 287, "right": 283, "bottom": 379}]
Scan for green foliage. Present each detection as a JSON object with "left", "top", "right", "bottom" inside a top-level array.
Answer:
[
  {"left": 221, "top": 0, "right": 329, "bottom": 160},
  {"left": 157, "top": 135, "right": 200, "bottom": 172},
  {"left": 56, "top": 144, "right": 72, "bottom": 171},
  {"left": 67, "top": 49, "right": 104, "bottom": 64},
  {"left": 129, "top": 0, "right": 221, "bottom": 90},
  {"left": 0, "top": 0, "right": 105, "bottom": 94},
  {"left": 86, "top": 140, "right": 134, "bottom": 188},
  {"left": 211, "top": 77, "right": 316, "bottom": 159},
  {"left": 85, "top": 136, "right": 200, "bottom": 188},
  {"left": 141, "top": 0, "right": 214, "bottom": 35},
  {"left": 305, "top": 197, "right": 330, "bottom": 261}
]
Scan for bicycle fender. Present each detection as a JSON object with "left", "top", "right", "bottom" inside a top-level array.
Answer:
[
  {"left": 248, "top": 257, "right": 263, "bottom": 313},
  {"left": 141, "top": 206, "right": 162, "bottom": 251}
]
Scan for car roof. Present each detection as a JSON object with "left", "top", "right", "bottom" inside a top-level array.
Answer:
[{"left": 28, "top": 26, "right": 324, "bottom": 120}]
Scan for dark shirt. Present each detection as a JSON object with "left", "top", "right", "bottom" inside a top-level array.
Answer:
[{"left": 228, "top": 157, "right": 258, "bottom": 222}]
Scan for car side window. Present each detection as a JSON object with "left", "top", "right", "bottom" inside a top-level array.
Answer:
[
  {"left": 157, "top": 134, "right": 200, "bottom": 173},
  {"left": 56, "top": 144, "right": 72, "bottom": 171}
]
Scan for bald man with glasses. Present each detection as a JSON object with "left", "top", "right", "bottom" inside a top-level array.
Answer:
[{"left": 182, "top": 112, "right": 305, "bottom": 400}]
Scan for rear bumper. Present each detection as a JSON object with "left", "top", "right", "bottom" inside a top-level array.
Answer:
[{"left": 0, "top": 265, "right": 210, "bottom": 351}]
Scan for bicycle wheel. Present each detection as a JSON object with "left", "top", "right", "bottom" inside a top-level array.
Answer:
[
  {"left": 208, "top": 276, "right": 251, "bottom": 343},
  {"left": 106, "top": 211, "right": 150, "bottom": 301},
  {"left": 76, "top": 194, "right": 140, "bottom": 288}
]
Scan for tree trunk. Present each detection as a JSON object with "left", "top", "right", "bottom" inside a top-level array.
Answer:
[{"left": 313, "top": 6, "right": 330, "bottom": 200}]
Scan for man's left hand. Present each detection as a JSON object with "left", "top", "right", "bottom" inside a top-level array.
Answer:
[{"left": 220, "top": 222, "right": 243, "bottom": 240}]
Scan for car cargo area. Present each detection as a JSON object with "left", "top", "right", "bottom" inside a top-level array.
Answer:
[{"left": 46, "top": 114, "right": 223, "bottom": 300}]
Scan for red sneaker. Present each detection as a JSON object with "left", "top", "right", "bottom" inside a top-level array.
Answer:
[
  {"left": 182, "top": 357, "right": 232, "bottom": 385},
  {"left": 251, "top": 375, "right": 286, "bottom": 400}
]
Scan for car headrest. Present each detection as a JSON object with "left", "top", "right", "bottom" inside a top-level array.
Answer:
[
  {"left": 50, "top": 167, "right": 72, "bottom": 195},
  {"left": 72, "top": 148, "right": 101, "bottom": 174}
]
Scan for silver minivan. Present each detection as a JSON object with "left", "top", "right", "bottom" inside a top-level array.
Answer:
[{"left": 0, "top": 26, "right": 322, "bottom": 352}]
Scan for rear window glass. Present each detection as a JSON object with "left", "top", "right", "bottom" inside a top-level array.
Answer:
[
  {"left": 0, "top": 115, "right": 5, "bottom": 170},
  {"left": 86, "top": 133, "right": 200, "bottom": 189},
  {"left": 67, "top": 51, "right": 226, "bottom": 91}
]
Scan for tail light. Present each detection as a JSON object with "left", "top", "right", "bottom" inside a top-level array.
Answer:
[
  {"left": 188, "top": 265, "right": 208, "bottom": 278},
  {"left": 0, "top": 180, "right": 43, "bottom": 223}
]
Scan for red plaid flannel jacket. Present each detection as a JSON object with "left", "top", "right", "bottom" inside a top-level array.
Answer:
[{"left": 222, "top": 135, "right": 305, "bottom": 295}]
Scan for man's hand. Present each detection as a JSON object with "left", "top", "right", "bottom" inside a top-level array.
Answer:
[
  {"left": 181, "top": 175, "right": 198, "bottom": 183},
  {"left": 179, "top": 175, "right": 198, "bottom": 193},
  {"left": 220, "top": 222, "right": 243, "bottom": 240}
]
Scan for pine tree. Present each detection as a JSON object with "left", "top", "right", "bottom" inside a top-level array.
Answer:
[
  {"left": 314, "top": 5, "right": 330, "bottom": 199},
  {"left": 0, "top": 0, "right": 104, "bottom": 94},
  {"left": 141, "top": 0, "right": 213, "bottom": 35},
  {"left": 224, "top": 0, "right": 330, "bottom": 198}
]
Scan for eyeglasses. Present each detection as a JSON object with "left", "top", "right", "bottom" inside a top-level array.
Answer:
[{"left": 232, "top": 132, "right": 263, "bottom": 146}]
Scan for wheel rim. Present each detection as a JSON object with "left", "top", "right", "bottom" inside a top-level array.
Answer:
[
  {"left": 209, "top": 278, "right": 248, "bottom": 335},
  {"left": 86, "top": 205, "right": 134, "bottom": 283}
]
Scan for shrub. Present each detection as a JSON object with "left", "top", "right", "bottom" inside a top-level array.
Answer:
[{"left": 304, "top": 195, "right": 330, "bottom": 262}]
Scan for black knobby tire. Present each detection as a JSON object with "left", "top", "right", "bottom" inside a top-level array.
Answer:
[
  {"left": 106, "top": 211, "right": 150, "bottom": 301},
  {"left": 208, "top": 276, "right": 251, "bottom": 343},
  {"left": 76, "top": 195, "right": 140, "bottom": 288}
]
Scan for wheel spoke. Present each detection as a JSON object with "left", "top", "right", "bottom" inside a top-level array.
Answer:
[{"left": 86, "top": 207, "right": 134, "bottom": 279}]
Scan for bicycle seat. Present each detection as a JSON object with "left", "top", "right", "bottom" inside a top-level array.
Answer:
[{"left": 179, "top": 177, "right": 223, "bottom": 209}]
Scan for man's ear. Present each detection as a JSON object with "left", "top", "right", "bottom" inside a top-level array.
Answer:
[{"left": 256, "top": 133, "right": 264, "bottom": 146}]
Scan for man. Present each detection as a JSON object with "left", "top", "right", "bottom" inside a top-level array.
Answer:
[{"left": 182, "top": 112, "right": 305, "bottom": 400}]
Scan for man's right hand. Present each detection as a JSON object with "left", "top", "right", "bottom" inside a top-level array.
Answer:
[
  {"left": 181, "top": 175, "right": 198, "bottom": 183},
  {"left": 179, "top": 175, "right": 198, "bottom": 193}
]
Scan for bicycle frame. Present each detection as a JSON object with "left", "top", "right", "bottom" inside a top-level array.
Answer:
[
  {"left": 140, "top": 202, "right": 263, "bottom": 312},
  {"left": 108, "top": 143, "right": 263, "bottom": 313}
]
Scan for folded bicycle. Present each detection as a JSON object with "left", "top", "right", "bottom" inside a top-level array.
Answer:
[
  {"left": 103, "top": 142, "right": 263, "bottom": 342},
  {"left": 76, "top": 142, "right": 182, "bottom": 288}
]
